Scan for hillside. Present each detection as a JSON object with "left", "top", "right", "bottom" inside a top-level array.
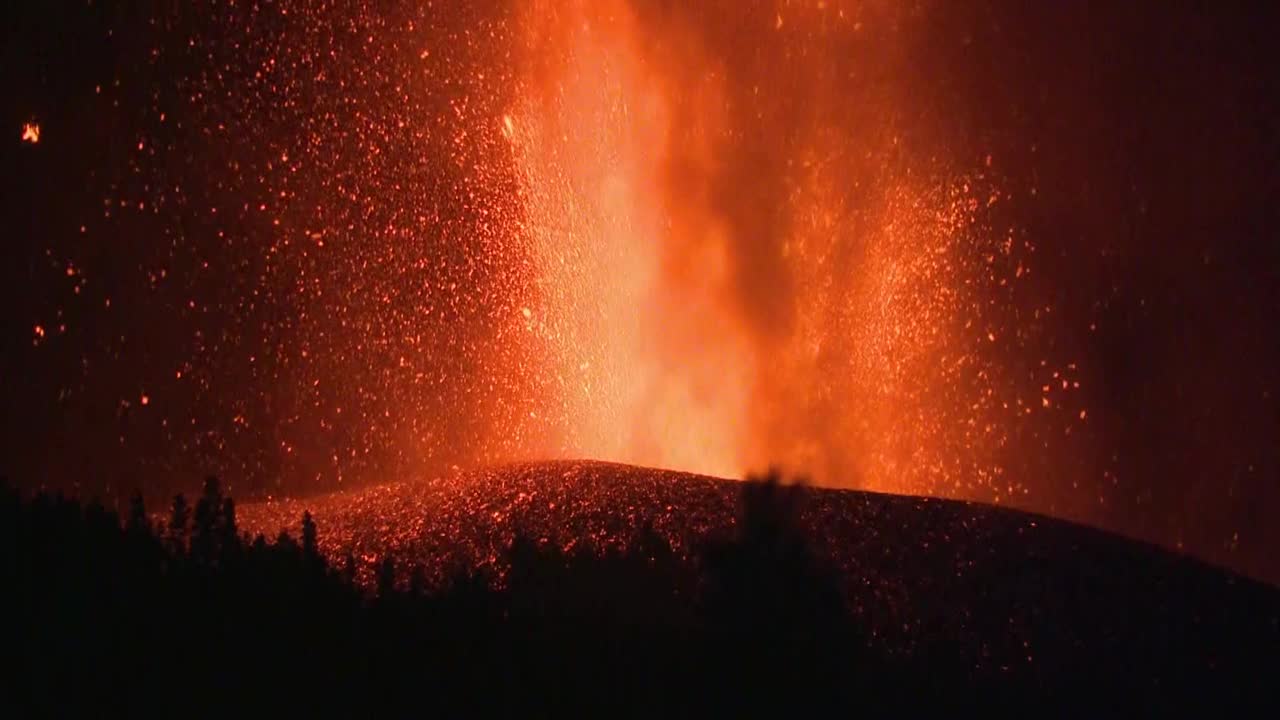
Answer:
[{"left": 239, "top": 460, "right": 1279, "bottom": 701}]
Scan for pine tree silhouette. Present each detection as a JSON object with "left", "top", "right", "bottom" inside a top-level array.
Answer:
[
  {"left": 192, "top": 477, "right": 224, "bottom": 565},
  {"left": 699, "top": 470, "right": 859, "bottom": 711},
  {"left": 276, "top": 530, "right": 299, "bottom": 557},
  {"left": 377, "top": 555, "right": 396, "bottom": 598},
  {"left": 221, "top": 497, "right": 236, "bottom": 540},
  {"left": 167, "top": 493, "right": 189, "bottom": 554},
  {"left": 126, "top": 490, "right": 149, "bottom": 536},
  {"left": 408, "top": 564, "right": 426, "bottom": 596},
  {"left": 301, "top": 511, "right": 318, "bottom": 560},
  {"left": 341, "top": 549, "right": 357, "bottom": 586}
]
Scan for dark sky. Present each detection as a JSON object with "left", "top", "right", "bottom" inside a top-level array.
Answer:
[{"left": 2, "top": 1, "right": 1278, "bottom": 583}]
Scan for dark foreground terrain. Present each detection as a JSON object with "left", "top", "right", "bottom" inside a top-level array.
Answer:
[{"left": 7, "top": 462, "right": 1279, "bottom": 714}]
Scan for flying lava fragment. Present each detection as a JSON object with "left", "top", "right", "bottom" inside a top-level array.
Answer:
[{"left": 21, "top": 122, "right": 40, "bottom": 144}]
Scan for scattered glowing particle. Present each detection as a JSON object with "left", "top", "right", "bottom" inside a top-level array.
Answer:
[
  {"left": 140, "top": 394, "right": 150, "bottom": 406},
  {"left": 21, "top": 122, "right": 39, "bottom": 143}
]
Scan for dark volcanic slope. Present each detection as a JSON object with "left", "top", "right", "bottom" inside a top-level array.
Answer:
[{"left": 240, "top": 460, "right": 1279, "bottom": 683}]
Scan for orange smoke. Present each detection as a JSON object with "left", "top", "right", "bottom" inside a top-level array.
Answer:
[{"left": 503, "top": 0, "right": 1063, "bottom": 498}]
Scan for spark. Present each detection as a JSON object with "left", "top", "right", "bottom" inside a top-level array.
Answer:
[{"left": 21, "top": 122, "right": 39, "bottom": 143}]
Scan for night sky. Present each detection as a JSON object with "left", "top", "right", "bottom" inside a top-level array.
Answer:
[{"left": 3, "top": 1, "right": 1278, "bottom": 584}]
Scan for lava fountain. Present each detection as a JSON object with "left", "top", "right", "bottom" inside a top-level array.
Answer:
[
  {"left": 509, "top": 0, "right": 756, "bottom": 478},
  {"left": 502, "top": 0, "right": 1079, "bottom": 499},
  {"left": 6, "top": 0, "right": 1085, "bottom": 507}
]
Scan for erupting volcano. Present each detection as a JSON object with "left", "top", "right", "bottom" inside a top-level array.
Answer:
[
  {"left": 4, "top": 0, "right": 1279, "bottom": 586},
  {"left": 505, "top": 0, "right": 1079, "bottom": 497}
]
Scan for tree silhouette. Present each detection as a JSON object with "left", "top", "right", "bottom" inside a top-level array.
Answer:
[
  {"left": 301, "top": 511, "right": 318, "bottom": 561},
  {"left": 377, "top": 555, "right": 396, "bottom": 598},
  {"left": 408, "top": 564, "right": 426, "bottom": 596},
  {"left": 699, "top": 470, "right": 857, "bottom": 707},
  {"left": 341, "top": 549, "right": 357, "bottom": 586},
  {"left": 276, "top": 530, "right": 299, "bottom": 557},
  {"left": 219, "top": 497, "right": 238, "bottom": 556},
  {"left": 167, "top": 493, "right": 189, "bottom": 554},
  {"left": 126, "top": 490, "right": 149, "bottom": 536},
  {"left": 191, "top": 477, "right": 219, "bottom": 564}
]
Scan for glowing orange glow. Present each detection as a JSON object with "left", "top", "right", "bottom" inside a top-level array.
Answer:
[
  {"left": 12, "top": 0, "right": 1276, "bottom": 592},
  {"left": 511, "top": 0, "right": 753, "bottom": 478},
  {"left": 502, "top": 0, "right": 1083, "bottom": 498}
]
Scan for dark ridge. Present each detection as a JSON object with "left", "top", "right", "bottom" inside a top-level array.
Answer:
[
  {"left": 239, "top": 461, "right": 1279, "bottom": 704},
  {"left": 8, "top": 469, "right": 1278, "bottom": 714}
]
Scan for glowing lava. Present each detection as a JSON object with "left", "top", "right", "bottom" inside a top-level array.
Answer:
[
  {"left": 503, "top": 0, "right": 1080, "bottom": 497},
  {"left": 508, "top": 0, "right": 756, "bottom": 478}
]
